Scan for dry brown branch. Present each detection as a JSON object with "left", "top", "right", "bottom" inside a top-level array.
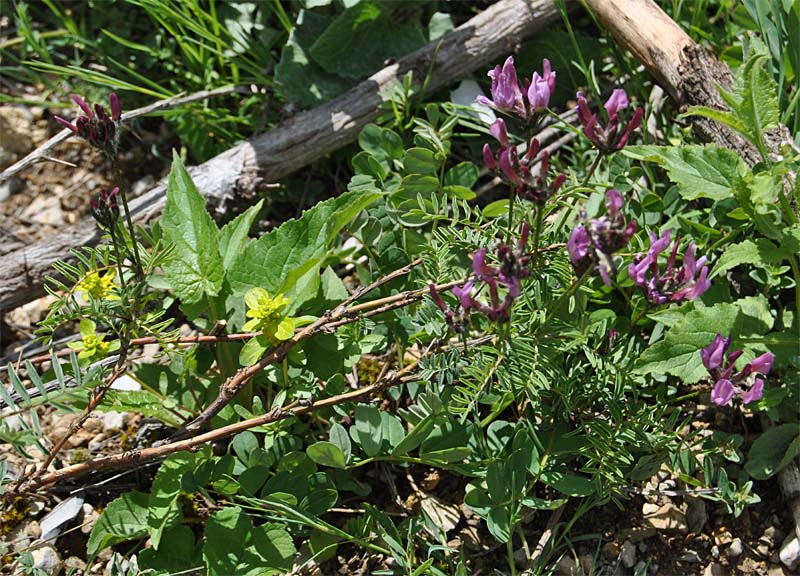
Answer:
[{"left": 0, "top": 0, "right": 565, "bottom": 314}]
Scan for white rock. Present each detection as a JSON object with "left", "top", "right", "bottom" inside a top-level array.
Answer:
[
  {"left": 703, "top": 562, "right": 725, "bottom": 576},
  {"left": 110, "top": 374, "right": 141, "bottom": 391},
  {"left": 642, "top": 502, "right": 660, "bottom": 515},
  {"left": 780, "top": 534, "right": 800, "bottom": 570},
  {"left": 31, "top": 545, "right": 62, "bottom": 576},
  {"left": 680, "top": 550, "right": 701, "bottom": 563},
  {"left": 620, "top": 540, "right": 636, "bottom": 568},
  {"left": 728, "top": 537, "right": 744, "bottom": 558},
  {"left": 40, "top": 495, "right": 84, "bottom": 543},
  {"left": 101, "top": 411, "right": 127, "bottom": 432}
]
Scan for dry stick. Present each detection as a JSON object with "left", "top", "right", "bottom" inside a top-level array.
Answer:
[
  {"left": 527, "top": 504, "right": 566, "bottom": 571},
  {"left": 165, "top": 258, "right": 424, "bottom": 442},
  {"left": 22, "top": 339, "right": 468, "bottom": 491},
  {"left": 0, "top": 0, "right": 565, "bottom": 314},
  {"left": 0, "top": 86, "right": 250, "bottom": 183}
]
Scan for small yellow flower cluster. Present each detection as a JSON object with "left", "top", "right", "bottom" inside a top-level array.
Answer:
[
  {"left": 77, "top": 271, "right": 117, "bottom": 300},
  {"left": 243, "top": 288, "right": 297, "bottom": 344},
  {"left": 67, "top": 319, "right": 120, "bottom": 362}
]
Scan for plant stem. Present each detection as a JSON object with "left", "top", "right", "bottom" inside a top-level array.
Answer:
[
  {"left": 507, "top": 186, "right": 517, "bottom": 243},
  {"left": 112, "top": 160, "right": 144, "bottom": 280},
  {"left": 530, "top": 204, "right": 544, "bottom": 268},
  {"left": 507, "top": 536, "right": 518, "bottom": 576}
]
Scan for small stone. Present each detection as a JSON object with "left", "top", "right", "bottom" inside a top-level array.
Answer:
[
  {"left": 642, "top": 502, "right": 660, "bottom": 515},
  {"left": 644, "top": 503, "right": 688, "bottom": 534},
  {"left": 25, "top": 520, "right": 41, "bottom": 539},
  {"left": 714, "top": 529, "right": 733, "bottom": 546},
  {"left": 81, "top": 503, "right": 100, "bottom": 535},
  {"left": 620, "top": 540, "right": 636, "bottom": 568},
  {"left": 761, "top": 526, "right": 784, "bottom": 547},
  {"left": 703, "top": 562, "right": 725, "bottom": 576},
  {"left": 64, "top": 556, "right": 86, "bottom": 573},
  {"left": 31, "top": 545, "right": 62, "bottom": 576},
  {"left": 633, "top": 560, "right": 647, "bottom": 574},
  {"left": 729, "top": 537, "right": 744, "bottom": 558},
  {"left": 757, "top": 543, "right": 770, "bottom": 557},
  {"left": 768, "top": 565, "right": 793, "bottom": 576},
  {"left": 638, "top": 542, "right": 649, "bottom": 554},
  {"left": 686, "top": 497, "right": 707, "bottom": 533},
  {"left": 779, "top": 535, "right": 800, "bottom": 570},
  {"left": 680, "top": 550, "right": 701, "bottom": 563},
  {"left": 711, "top": 545, "right": 720, "bottom": 559},
  {"left": 602, "top": 541, "right": 620, "bottom": 561},
  {"left": 102, "top": 411, "right": 127, "bottom": 432},
  {"left": 658, "top": 479, "right": 676, "bottom": 491}
]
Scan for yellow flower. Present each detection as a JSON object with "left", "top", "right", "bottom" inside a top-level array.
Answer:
[
  {"left": 77, "top": 271, "right": 118, "bottom": 300},
  {"left": 243, "top": 287, "right": 296, "bottom": 343},
  {"left": 67, "top": 319, "right": 120, "bottom": 362}
]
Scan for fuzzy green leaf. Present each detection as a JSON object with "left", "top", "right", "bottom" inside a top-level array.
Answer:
[
  {"left": 711, "top": 238, "right": 788, "bottom": 279},
  {"left": 161, "top": 152, "right": 223, "bottom": 304},
  {"left": 148, "top": 453, "right": 194, "bottom": 549},
  {"left": 309, "top": 1, "right": 425, "bottom": 79},
  {"left": 745, "top": 424, "right": 800, "bottom": 480},
  {"left": 227, "top": 189, "right": 380, "bottom": 311},
  {"left": 624, "top": 144, "right": 747, "bottom": 201}
]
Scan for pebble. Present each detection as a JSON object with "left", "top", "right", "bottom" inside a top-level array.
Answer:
[
  {"left": 779, "top": 535, "right": 800, "bottom": 570},
  {"left": 761, "top": 526, "right": 784, "bottom": 547},
  {"left": 644, "top": 503, "right": 689, "bottom": 534},
  {"left": 711, "top": 545, "right": 720, "bottom": 559},
  {"left": 620, "top": 540, "right": 636, "bottom": 568},
  {"left": 554, "top": 555, "right": 584, "bottom": 576},
  {"left": 757, "top": 543, "right": 770, "bottom": 557},
  {"left": 102, "top": 411, "right": 127, "bottom": 432},
  {"left": 703, "top": 562, "right": 725, "bottom": 576},
  {"left": 25, "top": 520, "right": 42, "bottom": 539},
  {"left": 729, "top": 537, "right": 744, "bottom": 558},
  {"left": 64, "top": 556, "right": 86, "bottom": 573},
  {"left": 81, "top": 503, "right": 100, "bottom": 535},
  {"left": 714, "top": 529, "right": 733, "bottom": 546},
  {"left": 31, "top": 545, "right": 62, "bottom": 576},
  {"left": 633, "top": 560, "right": 647, "bottom": 574},
  {"left": 680, "top": 550, "right": 701, "bottom": 563},
  {"left": 642, "top": 502, "right": 660, "bottom": 515}
]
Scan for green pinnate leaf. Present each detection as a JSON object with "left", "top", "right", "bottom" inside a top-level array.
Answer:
[{"left": 161, "top": 152, "right": 224, "bottom": 304}]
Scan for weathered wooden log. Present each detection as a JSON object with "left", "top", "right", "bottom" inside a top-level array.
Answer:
[
  {"left": 583, "top": 0, "right": 791, "bottom": 166},
  {"left": 0, "top": 0, "right": 564, "bottom": 314}
]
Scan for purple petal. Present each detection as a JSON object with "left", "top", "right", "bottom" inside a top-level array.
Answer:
[
  {"left": 452, "top": 281, "right": 474, "bottom": 310},
  {"left": 109, "top": 92, "right": 121, "bottom": 122},
  {"left": 489, "top": 118, "right": 509, "bottom": 147},
  {"left": 710, "top": 378, "right": 735, "bottom": 406},
  {"left": 747, "top": 352, "right": 774, "bottom": 376},
  {"left": 604, "top": 88, "right": 629, "bottom": 118},
  {"left": 472, "top": 249, "right": 488, "bottom": 278},
  {"left": 54, "top": 115, "right": 78, "bottom": 133},
  {"left": 741, "top": 378, "right": 764, "bottom": 404},
  {"left": 701, "top": 333, "right": 730, "bottom": 372},
  {"left": 71, "top": 94, "right": 93, "bottom": 117},
  {"left": 605, "top": 189, "right": 623, "bottom": 215},
  {"left": 567, "top": 225, "right": 590, "bottom": 263},
  {"left": 482, "top": 144, "right": 497, "bottom": 171}
]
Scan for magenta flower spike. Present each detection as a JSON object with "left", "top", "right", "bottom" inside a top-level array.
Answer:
[
  {"left": 629, "top": 231, "right": 711, "bottom": 304},
  {"left": 54, "top": 92, "right": 122, "bottom": 153},
  {"left": 576, "top": 88, "right": 644, "bottom": 152},
  {"left": 477, "top": 56, "right": 526, "bottom": 117},
  {"left": 701, "top": 333, "right": 773, "bottom": 406},
  {"left": 568, "top": 189, "right": 637, "bottom": 285}
]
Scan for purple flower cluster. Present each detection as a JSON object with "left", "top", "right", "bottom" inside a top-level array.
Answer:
[
  {"left": 567, "top": 189, "right": 637, "bottom": 285},
  {"left": 576, "top": 89, "right": 643, "bottom": 152},
  {"left": 701, "top": 334, "right": 773, "bottom": 406},
  {"left": 90, "top": 187, "right": 120, "bottom": 229},
  {"left": 477, "top": 56, "right": 556, "bottom": 121},
  {"left": 482, "top": 119, "right": 566, "bottom": 204},
  {"left": 430, "top": 224, "right": 532, "bottom": 329},
  {"left": 55, "top": 93, "right": 121, "bottom": 153},
  {"left": 628, "top": 230, "right": 711, "bottom": 304}
]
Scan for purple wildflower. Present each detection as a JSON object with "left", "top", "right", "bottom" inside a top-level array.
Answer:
[
  {"left": 567, "top": 189, "right": 637, "bottom": 285},
  {"left": 628, "top": 230, "right": 711, "bottom": 304},
  {"left": 701, "top": 333, "right": 774, "bottom": 406},
  {"left": 576, "top": 89, "right": 644, "bottom": 152},
  {"left": 430, "top": 223, "right": 532, "bottom": 329},
  {"left": 477, "top": 57, "right": 556, "bottom": 122},
  {"left": 90, "top": 186, "right": 121, "bottom": 229},
  {"left": 55, "top": 93, "right": 122, "bottom": 153}
]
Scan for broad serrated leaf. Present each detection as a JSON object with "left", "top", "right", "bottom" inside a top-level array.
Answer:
[
  {"left": 634, "top": 303, "right": 741, "bottom": 382},
  {"left": 711, "top": 238, "right": 788, "bottom": 278},
  {"left": 275, "top": 10, "right": 350, "bottom": 107},
  {"left": 87, "top": 491, "right": 150, "bottom": 558},
  {"left": 309, "top": 1, "right": 425, "bottom": 79},
  {"left": 161, "top": 152, "right": 223, "bottom": 304},
  {"left": 624, "top": 144, "right": 747, "bottom": 200},
  {"left": 219, "top": 200, "right": 264, "bottom": 271},
  {"left": 227, "top": 189, "right": 380, "bottom": 310}
]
